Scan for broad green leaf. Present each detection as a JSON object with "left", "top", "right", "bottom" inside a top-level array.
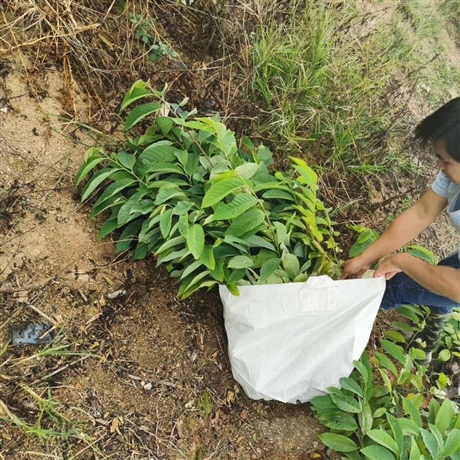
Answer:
[
  {"left": 200, "top": 245, "right": 216, "bottom": 270},
  {"left": 403, "top": 398, "right": 423, "bottom": 427},
  {"left": 212, "top": 194, "right": 258, "bottom": 221},
  {"left": 379, "top": 369, "right": 392, "bottom": 393},
  {"left": 75, "top": 156, "right": 104, "bottom": 187},
  {"left": 384, "top": 330, "right": 406, "bottom": 343},
  {"left": 317, "top": 412, "right": 358, "bottom": 431},
  {"left": 439, "top": 429, "right": 460, "bottom": 458},
  {"left": 97, "top": 215, "right": 119, "bottom": 240},
  {"left": 119, "top": 80, "right": 150, "bottom": 112},
  {"left": 273, "top": 221, "right": 288, "bottom": 245},
  {"left": 155, "top": 236, "right": 186, "bottom": 255},
  {"left": 91, "top": 195, "right": 126, "bottom": 218},
  {"left": 180, "top": 260, "right": 203, "bottom": 279},
  {"left": 124, "top": 102, "right": 162, "bottom": 130},
  {"left": 290, "top": 157, "right": 318, "bottom": 191},
  {"left": 437, "top": 349, "right": 451, "bottom": 362},
  {"left": 360, "top": 445, "right": 395, "bottom": 460},
  {"left": 419, "top": 428, "right": 439, "bottom": 459},
  {"left": 187, "top": 224, "right": 205, "bottom": 259},
  {"left": 373, "top": 351, "right": 398, "bottom": 376},
  {"left": 339, "top": 377, "right": 364, "bottom": 397},
  {"left": 235, "top": 163, "right": 259, "bottom": 179},
  {"left": 155, "top": 188, "right": 186, "bottom": 205},
  {"left": 117, "top": 151, "right": 136, "bottom": 169},
  {"left": 259, "top": 258, "right": 282, "bottom": 283},
  {"left": 282, "top": 253, "right": 300, "bottom": 280},
  {"left": 435, "top": 399, "right": 454, "bottom": 433},
  {"left": 353, "top": 359, "right": 371, "bottom": 386},
  {"left": 330, "top": 394, "right": 361, "bottom": 413},
  {"left": 397, "top": 418, "right": 420, "bottom": 436},
  {"left": 349, "top": 229, "right": 378, "bottom": 258},
  {"left": 262, "top": 189, "right": 295, "bottom": 201},
  {"left": 202, "top": 178, "right": 246, "bottom": 208},
  {"left": 387, "top": 413, "right": 404, "bottom": 455},
  {"left": 81, "top": 168, "right": 119, "bottom": 202},
  {"left": 246, "top": 235, "right": 276, "bottom": 251},
  {"left": 429, "top": 397, "right": 440, "bottom": 425},
  {"left": 173, "top": 201, "right": 194, "bottom": 215},
  {"left": 373, "top": 407, "right": 387, "bottom": 418},
  {"left": 227, "top": 268, "right": 246, "bottom": 284},
  {"left": 160, "top": 208, "right": 173, "bottom": 238},
  {"left": 409, "top": 436, "right": 422, "bottom": 460},
  {"left": 156, "top": 116, "right": 174, "bottom": 135},
  {"left": 226, "top": 283, "right": 240, "bottom": 296},
  {"left": 372, "top": 385, "right": 389, "bottom": 398},
  {"left": 158, "top": 248, "right": 189, "bottom": 265},
  {"left": 93, "top": 179, "right": 137, "bottom": 210},
  {"left": 210, "top": 258, "right": 225, "bottom": 282},
  {"left": 226, "top": 209, "right": 266, "bottom": 238},
  {"left": 228, "top": 255, "right": 253, "bottom": 269},
  {"left": 310, "top": 395, "right": 336, "bottom": 411},
  {"left": 359, "top": 402, "right": 373, "bottom": 436},
  {"left": 318, "top": 433, "right": 358, "bottom": 453},
  {"left": 115, "top": 220, "right": 142, "bottom": 253},
  {"left": 380, "top": 339, "right": 406, "bottom": 364},
  {"left": 366, "top": 430, "right": 398, "bottom": 454}
]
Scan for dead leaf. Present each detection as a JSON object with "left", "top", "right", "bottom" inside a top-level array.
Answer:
[
  {"left": 226, "top": 391, "right": 235, "bottom": 405},
  {"left": 110, "top": 417, "right": 123, "bottom": 435},
  {"left": 240, "top": 409, "right": 248, "bottom": 420}
]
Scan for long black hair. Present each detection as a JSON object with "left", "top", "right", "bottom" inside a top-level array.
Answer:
[{"left": 415, "top": 97, "right": 460, "bottom": 162}]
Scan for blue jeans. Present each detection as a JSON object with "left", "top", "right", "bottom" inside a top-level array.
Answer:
[{"left": 380, "top": 252, "right": 460, "bottom": 314}]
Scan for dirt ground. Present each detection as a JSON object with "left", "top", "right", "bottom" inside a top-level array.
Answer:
[{"left": 1, "top": 1, "right": 460, "bottom": 459}]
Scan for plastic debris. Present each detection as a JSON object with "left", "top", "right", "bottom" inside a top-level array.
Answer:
[{"left": 12, "top": 323, "right": 52, "bottom": 346}]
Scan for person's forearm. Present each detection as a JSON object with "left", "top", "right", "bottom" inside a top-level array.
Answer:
[
  {"left": 361, "top": 206, "right": 434, "bottom": 265},
  {"left": 397, "top": 254, "right": 460, "bottom": 304}
]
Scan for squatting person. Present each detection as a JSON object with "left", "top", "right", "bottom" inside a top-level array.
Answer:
[{"left": 341, "top": 97, "right": 460, "bottom": 364}]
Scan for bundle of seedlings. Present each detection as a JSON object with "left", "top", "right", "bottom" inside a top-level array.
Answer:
[{"left": 77, "top": 81, "right": 340, "bottom": 298}]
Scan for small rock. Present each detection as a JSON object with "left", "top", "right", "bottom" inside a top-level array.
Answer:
[
  {"left": 0, "top": 107, "right": 7, "bottom": 113},
  {"left": 106, "top": 288, "right": 126, "bottom": 299}
]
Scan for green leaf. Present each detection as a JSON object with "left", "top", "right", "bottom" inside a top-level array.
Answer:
[
  {"left": 404, "top": 397, "right": 423, "bottom": 427},
  {"left": 156, "top": 116, "right": 174, "bottom": 135},
  {"left": 349, "top": 229, "right": 378, "bottom": 258},
  {"left": 281, "top": 253, "right": 300, "bottom": 280},
  {"left": 259, "top": 258, "right": 282, "bottom": 283},
  {"left": 437, "top": 349, "right": 451, "bottom": 362},
  {"left": 247, "top": 235, "right": 276, "bottom": 251},
  {"left": 373, "top": 407, "right": 387, "bottom": 418},
  {"left": 435, "top": 399, "right": 454, "bottom": 433},
  {"left": 93, "top": 179, "right": 137, "bottom": 210},
  {"left": 228, "top": 255, "right": 253, "bottom": 269},
  {"left": 180, "top": 260, "right": 203, "bottom": 279},
  {"left": 397, "top": 418, "right": 420, "bottom": 436},
  {"left": 202, "top": 178, "right": 246, "bottom": 208},
  {"left": 200, "top": 245, "right": 216, "bottom": 270},
  {"left": 330, "top": 394, "right": 361, "bottom": 413},
  {"left": 160, "top": 208, "right": 173, "bottom": 238},
  {"left": 354, "top": 359, "right": 371, "bottom": 386},
  {"left": 81, "top": 168, "right": 119, "bottom": 202},
  {"left": 359, "top": 402, "right": 373, "bottom": 436},
  {"left": 317, "top": 412, "right": 358, "bottom": 431},
  {"left": 119, "top": 80, "right": 150, "bottom": 112},
  {"left": 366, "top": 429, "right": 398, "bottom": 454},
  {"left": 235, "top": 163, "right": 259, "bottom": 179},
  {"left": 419, "top": 428, "right": 439, "bottom": 459},
  {"left": 373, "top": 351, "right": 398, "bottom": 376},
  {"left": 117, "top": 151, "right": 136, "bottom": 169},
  {"left": 339, "top": 377, "right": 364, "bottom": 398},
  {"left": 439, "top": 429, "right": 460, "bottom": 458},
  {"left": 409, "top": 436, "right": 422, "bottom": 460},
  {"left": 360, "top": 445, "right": 396, "bottom": 460},
  {"left": 75, "top": 156, "right": 104, "bottom": 187},
  {"left": 226, "top": 209, "right": 266, "bottom": 238},
  {"left": 187, "top": 224, "right": 205, "bottom": 259},
  {"left": 429, "top": 397, "right": 440, "bottom": 425},
  {"left": 212, "top": 194, "right": 258, "bottom": 221},
  {"left": 290, "top": 157, "right": 318, "bottom": 191},
  {"left": 387, "top": 413, "right": 404, "bottom": 455},
  {"left": 380, "top": 339, "right": 406, "bottom": 364},
  {"left": 384, "top": 330, "right": 406, "bottom": 343},
  {"left": 124, "top": 102, "right": 162, "bottom": 130},
  {"left": 155, "top": 188, "right": 187, "bottom": 205},
  {"left": 97, "top": 215, "right": 119, "bottom": 240},
  {"left": 318, "top": 433, "right": 358, "bottom": 453},
  {"left": 155, "top": 236, "right": 186, "bottom": 255},
  {"left": 273, "top": 221, "right": 288, "bottom": 245},
  {"left": 227, "top": 268, "right": 246, "bottom": 285},
  {"left": 115, "top": 220, "right": 142, "bottom": 253}
]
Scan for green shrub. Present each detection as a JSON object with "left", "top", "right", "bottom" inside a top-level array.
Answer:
[{"left": 77, "top": 80, "right": 340, "bottom": 298}]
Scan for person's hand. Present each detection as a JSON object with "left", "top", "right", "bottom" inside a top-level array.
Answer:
[
  {"left": 340, "top": 255, "right": 372, "bottom": 279},
  {"left": 374, "top": 254, "right": 407, "bottom": 280}
]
